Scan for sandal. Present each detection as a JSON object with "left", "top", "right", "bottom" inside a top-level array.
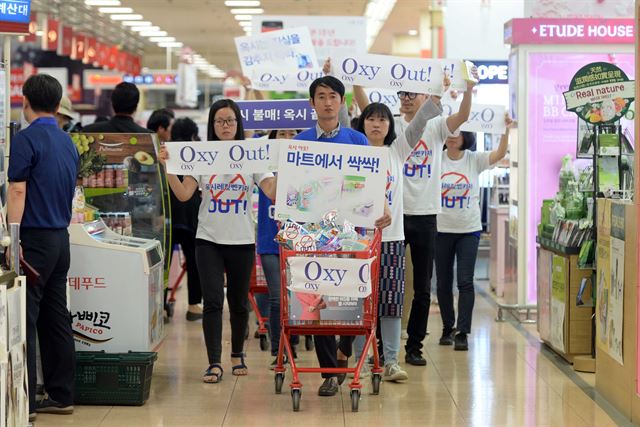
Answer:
[
  {"left": 203, "top": 364, "right": 223, "bottom": 383},
  {"left": 231, "top": 353, "right": 248, "bottom": 376}
]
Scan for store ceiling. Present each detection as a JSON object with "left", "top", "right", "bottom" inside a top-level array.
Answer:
[{"left": 120, "top": 0, "right": 426, "bottom": 72}]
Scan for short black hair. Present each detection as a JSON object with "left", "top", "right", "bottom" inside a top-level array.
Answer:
[
  {"left": 147, "top": 108, "right": 175, "bottom": 132},
  {"left": 171, "top": 117, "right": 199, "bottom": 142},
  {"left": 207, "top": 99, "right": 244, "bottom": 140},
  {"left": 22, "top": 74, "right": 62, "bottom": 114},
  {"left": 268, "top": 129, "right": 301, "bottom": 139},
  {"left": 111, "top": 82, "right": 140, "bottom": 115},
  {"left": 356, "top": 103, "right": 396, "bottom": 146},
  {"left": 309, "top": 76, "right": 345, "bottom": 99},
  {"left": 461, "top": 131, "right": 477, "bottom": 151}
]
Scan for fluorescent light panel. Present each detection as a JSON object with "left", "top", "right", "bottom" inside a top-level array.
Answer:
[
  {"left": 98, "top": 7, "right": 132, "bottom": 13},
  {"left": 122, "top": 20, "right": 151, "bottom": 26},
  {"left": 85, "top": 0, "right": 121, "bottom": 5},
  {"left": 149, "top": 36, "right": 175, "bottom": 42},
  {"left": 131, "top": 25, "right": 159, "bottom": 31},
  {"left": 230, "top": 8, "right": 263, "bottom": 14},
  {"left": 158, "top": 42, "right": 183, "bottom": 47},
  {"left": 110, "top": 14, "right": 143, "bottom": 20},
  {"left": 139, "top": 30, "right": 167, "bottom": 37},
  {"left": 234, "top": 15, "right": 252, "bottom": 20},
  {"left": 225, "top": 1, "right": 260, "bottom": 6}
]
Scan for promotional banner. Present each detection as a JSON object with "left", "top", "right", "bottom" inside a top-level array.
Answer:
[
  {"left": 550, "top": 254, "right": 566, "bottom": 353},
  {"left": 252, "top": 15, "right": 367, "bottom": 66},
  {"left": 164, "top": 139, "right": 281, "bottom": 175},
  {"left": 275, "top": 141, "right": 387, "bottom": 228},
  {"left": 563, "top": 62, "right": 635, "bottom": 124},
  {"left": 176, "top": 62, "right": 198, "bottom": 108},
  {"left": 597, "top": 235, "right": 611, "bottom": 351},
  {"left": 249, "top": 68, "right": 324, "bottom": 92},
  {"left": 607, "top": 203, "right": 625, "bottom": 365},
  {"left": 289, "top": 294, "right": 363, "bottom": 324},
  {"left": 235, "top": 27, "right": 318, "bottom": 78},
  {"left": 441, "top": 101, "right": 507, "bottom": 134},
  {"left": 237, "top": 99, "right": 317, "bottom": 130},
  {"left": 331, "top": 54, "right": 471, "bottom": 95},
  {"left": 287, "top": 256, "right": 375, "bottom": 298},
  {"left": 364, "top": 88, "right": 401, "bottom": 115}
]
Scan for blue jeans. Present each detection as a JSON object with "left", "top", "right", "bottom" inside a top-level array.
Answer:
[
  {"left": 435, "top": 233, "right": 480, "bottom": 335},
  {"left": 353, "top": 317, "right": 401, "bottom": 365}
]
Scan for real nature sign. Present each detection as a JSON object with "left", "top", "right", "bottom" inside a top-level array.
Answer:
[{"left": 563, "top": 61, "right": 635, "bottom": 124}]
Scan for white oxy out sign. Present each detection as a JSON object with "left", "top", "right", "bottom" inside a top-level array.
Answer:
[
  {"left": 164, "top": 139, "right": 283, "bottom": 175},
  {"left": 441, "top": 101, "right": 506, "bottom": 134},
  {"left": 332, "top": 54, "right": 471, "bottom": 95},
  {"left": 251, "top": 68, "right": 325, "bottom": 92},
  {"left": 288, "top": 256, "right": 375, "bottom": 298},
  {"left": 365, "top": 88, "right": 400, "bottom": 115}
]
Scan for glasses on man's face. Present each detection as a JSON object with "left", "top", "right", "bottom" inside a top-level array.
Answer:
[
  {"left": 397, "top": 91, "right": 418, "bottom": 100},
  {"left": 214, "top": 118, "right": 237, "bottom": 127}
]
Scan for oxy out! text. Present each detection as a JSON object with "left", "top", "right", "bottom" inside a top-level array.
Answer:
[
  {"left": 208, "top": 199, "right": 248, "bottom": 214},
  {"left": 442, "top": 195, "right": 470, "bottom": 209},
  {"left": 404, "top": 164, "right": 432, "bottom": 179}
]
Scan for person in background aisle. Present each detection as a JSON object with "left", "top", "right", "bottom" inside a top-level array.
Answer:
[
  {"left": 167, "top": 117, "right": 203, "bottom": 321},
  {"left": 158, "top": 99, "right": 277, "bottom": 383},
  {"left": 257, "top": 128, "right": 301, "bottom": 367},
  {"left": 436, "top": 115, "right": 513, "bottom": 351},
  {"left": 8, "top": 74, "right": 79, "bottom": 421},
  {"left": 294, "top": 75, "right": 392, "bottom": 397},
  {"left": 82, "top": 82, "right": 151, "bottom": 134},
  {"left": 147, "top": 108, "right": 175, "bottom": 143},
  {"left": 55, "top": 96, "right": 82, "bottom": 133},
  {"left": 351, "top": 82, "right": 445, "bottom": 382}
]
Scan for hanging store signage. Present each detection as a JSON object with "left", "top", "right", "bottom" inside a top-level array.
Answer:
[
  {"left": 563, "top": 62, "right": 635, "bottom": 125},
  {"left": 0, "top": 0, "right": 30, "bottom": 34},
  {"left": 60, "top": 25, "right": 73, "bottom": 56},
  {"left": 45, "top": 18, "right": 59, "bottom": 51},
  {"left": 505, "top": 18, "right": 635, "bottom": 45},
  {"left": 236, "top": 99, "right": 317, "bottom": 130}
]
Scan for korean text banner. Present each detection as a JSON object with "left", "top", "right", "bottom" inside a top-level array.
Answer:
[
  {"left": 249, "top": 68, "right": 325, "bottom": 92},
  {"left": 441, "top": 101, "right": 507, "bottom": 134},
  {"left": 251, "top": 15, "right": 367, "bottom": 67},
  {"left": 275, "top": 141, "right": 387, "bottom": 228},
  {"left": 235, "top": 27, "right": 318, "bottom": 78},
  {"left": 237, "top": 99, "right": 317, "bottom": 130},
  {"left": 164, "top": 139, "right": 286, "bottom": 175},
  {"left": 331, "top": 54, "right": 471, "bottom": 95},
  {"left": 287, "top": 256, "right": 375, "bottom": 298}
]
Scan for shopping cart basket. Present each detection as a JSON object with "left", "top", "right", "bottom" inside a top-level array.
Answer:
[{"left": 247, "top": 254, "right": 270, "bottom": 351}]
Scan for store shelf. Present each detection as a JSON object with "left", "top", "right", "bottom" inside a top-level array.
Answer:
[
  {"left": 536, "top": 236, "right": 581, "bottom": 255},
  {"left": 0, "top": 270, "right": 17, "bottom": 286},
  {"left": 85, "top": 187, "right": 127, "bottom": 198}
]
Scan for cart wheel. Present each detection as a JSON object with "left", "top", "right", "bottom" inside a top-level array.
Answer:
[
  {"left": 165, "top": 301, "right": 175, "bottom": 318},
  {"left": 350, "top": 389, "right": 360, "bottom": 412},
  {"left": 291, "top": 389, "right": 301, "bottom": 412},
  {"left": 259, "top": 335, "right": 269, "bottom": 351},
  {"left": 305, "top": 335, "right": 314, "bottom": 351},
  {"left": 274, "top": 373, "right": 284, "bottom": 394},
  {"left": 371, "top": 374, "right": 381, "bottom": 395}
]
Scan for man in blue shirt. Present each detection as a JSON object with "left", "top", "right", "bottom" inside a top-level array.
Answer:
[
  {"left": 295, "top": 76, "right": 391, "bottom": 397},
  {"left": 8, "top": 74, "right": 79, "bottom": 421}
]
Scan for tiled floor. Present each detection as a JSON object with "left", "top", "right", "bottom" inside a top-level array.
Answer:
[{"left": 35, "top": 283, "right": 624, "bottom": 427}]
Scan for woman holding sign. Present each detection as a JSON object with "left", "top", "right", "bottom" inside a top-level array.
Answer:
[
  {"left": 435, "top": 114, "right": 513, "bottom": 351},
  {"left": 159, "top": 99, "right": 277, "bottom": 383}
]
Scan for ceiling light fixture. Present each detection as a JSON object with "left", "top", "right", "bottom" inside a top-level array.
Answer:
[
  {"left": 98, "top": 7, "right": 133, "bottom": 13},
  {"left": 110, "top": 14, "right": 143, "bottom": 20},
  {"left": 131, "top": 25, "right": 159, "bottom": 31},
  {"left": 158, "top": 42, "right": 183, "bottom": 48},
  {"left": 230, "top": 8, "right": 263, "bottom": 14},
  {"left": 234, "top": 15, "right": 252, "bottom": 21},
  {"left": 85, "top": 0, "right": 121, "bottom": 6},
  {"left": 239, "top": 21, "right": 252, "bottom": 27},
  {"left": 225, "top": 1, "right": 260, "bottom": 7},
  {"left": 408, "top": 29, "right": 418, "bottom": 36},
  {"left": 139, "top": 30, "right": 167, "bottom": 37},
  {"left": 149, "top": 36, "right": 176, "bottom": 42},
  {"left": 121, "top": 20, "right": 151, "bottom": 26}
]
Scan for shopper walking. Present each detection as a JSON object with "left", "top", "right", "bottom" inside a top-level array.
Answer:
[
  {"left": 83, "top": 82, "right": 151, "bottom": 134},
  {"left": 294, "top": 75, "right": 391, "bottom": 397},
  {"left": 257, "top": 129, "right": 301, "bottom": 366},
  {"left": 158, "top": 100, "right": 277, "bottom": 383},
  {"left": 8, "top": 74, "right": 79, "bottom": 420},
  {"left": 436, "top": 115, "right": 513, "bottom": 351},
  {"left": 167, "top": 117, "right": 203, "bottom": 321},
  {"left": 147, "top": 108, "right": 175, "bottom": 143}
]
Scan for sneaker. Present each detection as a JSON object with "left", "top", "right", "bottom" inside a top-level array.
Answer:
[
  {"left": 383, "top": 363, "right": 408, "bottom": 382},
  {"left": 35, "top": 396, "right": 74, "bottom": 415},
  {"left": 318, "top": 377, "right": 339, "bottom": 396},
  {"left": 347, "top": 361, "right": 371, "bottom": 379},
  {"left": 404, "top": 351, "right": 427, "bottom": 366},
  {"left": 454, "top": 333, "right": 468, "bottom": 351},
  {"left": 439, "top": 328, "right": 456, "bottom": 346}
]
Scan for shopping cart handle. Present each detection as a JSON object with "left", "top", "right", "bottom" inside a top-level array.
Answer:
[{"left": 20, "top": 256, "right": 41, "bottom": 283}]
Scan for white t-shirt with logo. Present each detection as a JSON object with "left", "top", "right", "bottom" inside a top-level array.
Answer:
[
  {"left": 383, "top": 133, "right": 414, "bottom": 242},
  {"left": 403, "top": 116, "right": 456, "bottom": 215},
  {"left": 190, "top": 173, "right": 273, "bottom": 244},
  {"left": 437, "top": 151, "right": 493, "bottom": 234}
]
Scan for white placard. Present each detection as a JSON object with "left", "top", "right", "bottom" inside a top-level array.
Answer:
[
  {"left": 252, "top": 15, "right": 367, "bottom": 66},
  {"left": 235, "top": 27, "right": 318, "bottom": 78},
  {"left": 364, "top": 88, "right": 401, "bottom": 115},
  {"left": 275, "top": 141, "right": 387, "bottom": 228},
  {"left": 331, "top": 54, "right": 470, "bottom": 95},
  {"left": 287, "top": 256, "right": 375, "bottom": 298},
  {"left": 441, "top": 101, "right": 507, "bottom": 134},
  {"left": 250, "top": 68, "right": 325, "bottom": 92},
  {"left": 164, "top": 139, "right": 282, "bottom": 175}
]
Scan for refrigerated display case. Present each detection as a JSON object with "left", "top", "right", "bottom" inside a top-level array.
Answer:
[
  {"left": 74, "top": 132, "right": 171, "bottom": 280},
  {"left": 68, "top": 220, "right": 164, "bottom": 352}
]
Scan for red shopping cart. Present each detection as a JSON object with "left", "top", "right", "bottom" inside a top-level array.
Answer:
[
  {"left": 274, "top": 229, "right": 383, "bottom": 412},
  {"left": 247, "top": 255, "right": 270, "bottom": 351}
]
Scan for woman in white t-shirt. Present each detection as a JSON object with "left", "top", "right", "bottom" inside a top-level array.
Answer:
[
  {"left": 159, "top": 99, "right": 277, "bottom": 383},
  {"left": 349, "top": 96, "right": 443, "bottom": 382},
  {"left": 435, "top": 115, "right": 513, "bottom": 351}
]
